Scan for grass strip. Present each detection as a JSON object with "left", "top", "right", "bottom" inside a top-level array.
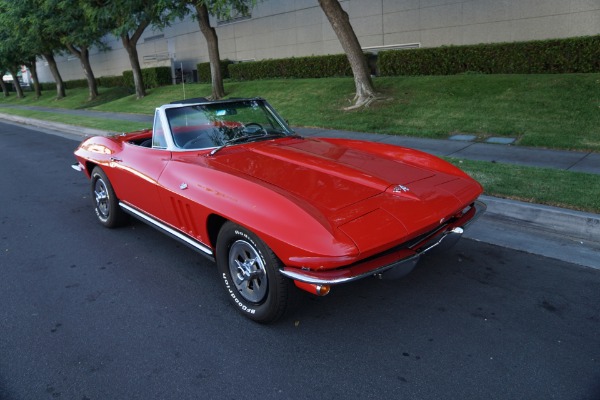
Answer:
[
  {"left": 1, "top": 73, "right": 598, "bottom": 151},
  {"left": 0, "top": 108, "right": 150, "bottom": 132},
  {"left": 447, "top": 158, "right": 600, "bottom": 213}
]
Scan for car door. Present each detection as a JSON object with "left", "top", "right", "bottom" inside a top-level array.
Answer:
[
  {"left": 108, "top": 144, "right": 171, "bottom": 219},
  {"left": 108, "top": 112, "right": 172, "bottom": 218},
  {"left": 155, "top": 152, "right": 214, "bottom": 247}
]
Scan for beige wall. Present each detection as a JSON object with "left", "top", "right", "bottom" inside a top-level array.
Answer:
[{"left": 36, "top": 0, "right": 600, "bottom": 83}]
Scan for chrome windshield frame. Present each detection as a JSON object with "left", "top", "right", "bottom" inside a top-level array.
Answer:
[{"left": 154, "top": 98, "right": 293, "bottom": 152}]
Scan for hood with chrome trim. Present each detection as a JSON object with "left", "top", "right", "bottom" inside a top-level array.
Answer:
[{"left": 211, "top": 138, "right": 444, "bottom": 213}]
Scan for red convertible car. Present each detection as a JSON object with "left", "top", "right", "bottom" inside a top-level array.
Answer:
[{"left": 73, "top": 97, "right": 485, "bottom": 322}]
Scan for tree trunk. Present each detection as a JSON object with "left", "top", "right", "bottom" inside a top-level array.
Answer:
[
  {"left": 0, "top": 77, "right": 9, "bottom": 97},
  {"left": 66, "top": 44, "right": 98, "bottom": 101},
  {"left": 43, "top": 52, "right": 66, "bottom": 99},
  {"left": 7, "top": 67, "right": 24, "bottom": 98},
  {"left": 318, "top": 0, "right": 376, "bottom": 109},
  {"left": 195, "top": 2, "right": 225, "bottom": 100},
  {"left": 25, "top": 59, "right": 42, "bottom": 99},
  {"left": 122, "top": 20, "right": 150, "bottom": 100}
]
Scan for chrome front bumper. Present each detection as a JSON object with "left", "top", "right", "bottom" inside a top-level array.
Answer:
[{"left": 280, "top": 200, "right": 487, "bottom": 285}]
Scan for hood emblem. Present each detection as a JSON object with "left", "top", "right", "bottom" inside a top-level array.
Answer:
[{"left": 393, "top": 184, "right": 410, "bottom": 193}]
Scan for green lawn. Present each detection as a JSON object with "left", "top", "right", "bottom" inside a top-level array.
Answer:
[
  {"left": 1, "top": 74, "right": 599, "bottom": 213},
  {"left": 0, "top": 107, "right": 149, "bottom": 132},
  {"left": 447, "top": 158, "right": 600, "bottom": 212},
  {"left": 1, "top": 74, "right": 598, "bottom": 151}
]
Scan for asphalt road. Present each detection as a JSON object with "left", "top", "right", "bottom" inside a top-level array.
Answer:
[{"left": 1, "top": 122, "right": 599, "bottom": 400}]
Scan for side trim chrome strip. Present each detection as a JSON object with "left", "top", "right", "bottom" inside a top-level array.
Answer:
[{"left": 119, "top": 202, "right": 214, "bottom": 257}]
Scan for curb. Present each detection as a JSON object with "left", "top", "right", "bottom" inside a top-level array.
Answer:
[
  {"left": 480, "top": 195, "right": 600, "bottom": 244},
  {"left": 0, "top": 112, "right": 115, "bottom": 138}
]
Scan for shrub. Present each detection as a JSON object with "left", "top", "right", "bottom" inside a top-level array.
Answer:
[
  {"left": 39, "top": 82, "right": 57, "bottom": 91},
  {"left": 64, "top": 79, "right": 88, "bottom": 89},
  {"left": 228, "top": 54, "right": 354, "bottom": 80},
  {"left": 122, "top": 66, "right": 172, "bottom": 88},
  {"left": 97, "top": 75, "right": 125, "bottom": 88},
  {"left": 197, "top": 60, "right": 233, "bottom": 82},
  {"left": 378, "top": 35, "right": 600, "bottom": 76}
]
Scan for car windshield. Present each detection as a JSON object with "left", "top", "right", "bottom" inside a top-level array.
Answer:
[{"left": 166, "top": 99, "right": 293, "bottom": 150}]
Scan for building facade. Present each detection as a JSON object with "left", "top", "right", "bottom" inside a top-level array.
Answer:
[{"left": 36, "top": 0, "right": 600, "bottom": 83}]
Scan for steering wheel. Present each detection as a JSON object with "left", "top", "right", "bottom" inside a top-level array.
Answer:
[{"left": 244, "top": 122, "right": 267, "bottom": 135}]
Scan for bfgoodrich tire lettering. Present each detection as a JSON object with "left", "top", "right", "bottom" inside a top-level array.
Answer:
[
  {"left": 216, "top": 222, "right": 290, "bottom": 323},
  {"left": 90, "top": 167, "right": 128, "bottom": 228}
]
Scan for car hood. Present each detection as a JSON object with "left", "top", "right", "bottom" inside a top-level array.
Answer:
[{"left": 211, "top": 138, "right": 450, "bottom": 213}]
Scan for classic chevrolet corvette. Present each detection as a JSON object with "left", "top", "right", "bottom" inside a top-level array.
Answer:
[{"left": 73, "top": 97, "right": 485, "bottom": 322}]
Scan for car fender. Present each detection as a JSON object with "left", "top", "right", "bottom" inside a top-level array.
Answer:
[
  {"left": 74, "top": 136, "right": 124, "bottom": 178},
  {"left": 158, "top": 157, "right": 360, "bottom": 269}
]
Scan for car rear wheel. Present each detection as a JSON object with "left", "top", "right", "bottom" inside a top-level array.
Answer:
[
  {"left": 90, "top": 167, "right": 128, "bottom": 228},
  {"left": 216, "top": 222, "right": 290, "bottom": 323}
]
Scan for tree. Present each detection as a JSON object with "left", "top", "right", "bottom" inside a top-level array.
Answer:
[
  {"left": 86, "top": 1, "right": 184, "bottom": 99},
  {"left": 65, "top": 43, "right": 99, "bottom": 100},
  {"left": 194, "top": 2, "right": 224, "bottom": 99},
  {"left": 24, "top": 57, "right": 42, "bottom": 99},
  {"left": 6, "top": 66, "right": 25, "bottom": 98},
  {"left": 22, "top": 0, "right": 68, "bottom": 98},
  {"left": 42, "top": 51, "right": 67, "bottom": 99},
  {"left": 187, "top": 0, "right": 254, "bottom": 100},
  {"left": 0, "top": 0, "right": 68, "bottom": 99},
  {"left": 0, "top": 0, "right": 29, "bottom": 98},
  {"left": 0, "top": 72, "right": 9, "bottom": 97},
  {"left": 0, "top": 0, "right": 47, "bottom": 98},
  {"left": 2, "top": 0, "right": 69, "bottom": 99},
  {"left": 318, "top": 0, "right": 376, "bottom": 109},
  {"left": 35, "top": 0, "right": 108, "bottom": 101}
]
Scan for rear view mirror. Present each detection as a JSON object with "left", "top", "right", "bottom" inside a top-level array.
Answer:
[{"left": 216, "top": 109, "right": 237, "bottom": 116}]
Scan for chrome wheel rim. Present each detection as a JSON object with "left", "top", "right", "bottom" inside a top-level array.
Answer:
[
  {"left": 228, "top": 240, "right": 268, "bottom": 303},
  {"left": 94, "top": 178, "right": 110, "bottom": 220}
]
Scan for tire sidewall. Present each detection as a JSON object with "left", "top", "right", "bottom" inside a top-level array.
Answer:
[
  {"left": 90, "top": 167, "right": 121, "bottom": 228},
  {"left": 216, "top": 223, "right": 287, "bottom": 323}
]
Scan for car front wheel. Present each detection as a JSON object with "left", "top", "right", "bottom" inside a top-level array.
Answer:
[
  {"left": 90, "top": 167, "right": 128, "bottom": 228},
  {"left": 216, "top": 222, "right": 290, "bottom": 323}
]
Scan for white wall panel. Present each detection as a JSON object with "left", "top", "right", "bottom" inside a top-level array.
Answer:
[{"left": 36, "top": 0, "right": 600, "bottom": 83}]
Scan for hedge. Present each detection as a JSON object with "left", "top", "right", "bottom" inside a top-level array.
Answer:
[
  {"left": 378, "top": 35, "right": 600, "bottom": 76},
  {"left": 197, "top": 60, "right": 233, "bottom": 82},
  {"left": 36, "top": 76, "right": 125, "bottom": 91},
  {"left": 97, "top": 75, "right": 125, "bottom": 88},
  {"left": 228, "top": 54, "right": 354, "bottom": 80},
  {"left": 123, "top": 66, "right": 172, "bottom": 88},
  {"left": 38, "top": 79, "right": 88, "bottom": 90}
]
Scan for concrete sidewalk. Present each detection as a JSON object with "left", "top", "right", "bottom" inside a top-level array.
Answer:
[{"left": 0, "top": 107, "right": 598, "bottom": 269}]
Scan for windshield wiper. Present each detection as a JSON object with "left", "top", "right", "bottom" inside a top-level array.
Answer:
[{"left": 209, "top": 132, "right": 297, "bottom": 156}]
